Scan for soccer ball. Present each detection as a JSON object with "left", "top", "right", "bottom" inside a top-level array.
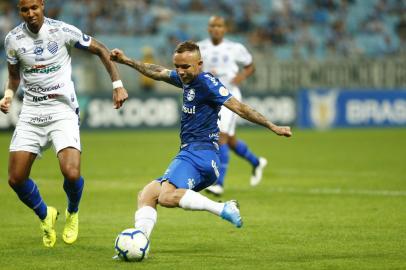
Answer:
[{"left": 114, "top": 228, "right": 150, "bottom": 262}]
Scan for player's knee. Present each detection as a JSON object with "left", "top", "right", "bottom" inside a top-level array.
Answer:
[
  {"left": 61, "top": 166, "right": 80, "bottom": 181},
  {"left": 8, "top": 173, "right": 27, "bottom": 187},
  {"left": 158, "top": 192, "right": 177, "bottom": 208}
]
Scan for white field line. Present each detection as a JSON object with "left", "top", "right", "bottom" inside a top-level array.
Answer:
[{"left": 269, "top": 187, "right": 406, "bottom": 197}]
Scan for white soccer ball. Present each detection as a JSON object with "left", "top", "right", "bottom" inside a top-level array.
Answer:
[{"left": 114, "top": 228, "right": 150, "bottom": 262}]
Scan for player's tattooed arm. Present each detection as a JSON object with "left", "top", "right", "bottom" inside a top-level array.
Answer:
[
  {"left": 224, "top": 97, "right": 292, "bottom": 137},
  {"left": 110, "top": 49, "right": 172, "bottom": 84}
]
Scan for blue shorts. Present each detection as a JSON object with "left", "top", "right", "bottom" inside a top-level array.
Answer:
[{"left": 157, "top": 142, "right": 220, "bottom": 191}]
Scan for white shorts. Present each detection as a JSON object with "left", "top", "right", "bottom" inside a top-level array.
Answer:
[
  {"left": 10, "top": 113, "right": 81, "bottom": 157},
  {"left": 218, "top": 87, "right": 242, "bottom": 136}
]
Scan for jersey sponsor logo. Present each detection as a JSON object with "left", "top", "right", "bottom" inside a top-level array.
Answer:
[
  {"left": 209, "top": 132, "right": 219, "bottom": 140},
  {"left": 34, "top": 40, "right": 43, "bottom": 45},
  {"left": 32, "top": 94, "right": 60, "bottom": 102},
  {"left": 34, "top": 46, "right": 44, "bottom": 55},
  {"left": 186, "top": 89, "right": 195, "bottom": 101},
  {"left": 24, "top": 64, "right": 62, "bottom": 74},
  {"left": 18, "top": 47, "right": 26, "bottom": 54},
  {"left": 48, "top": 28, "right": 59, "bottom": 34},
  {"left": 16, "top": 34, "right": 26, "bottom": 40},
  {"left": 219, "top": 86, "right": 229, "bottom": 97},
  {"left": 182, "top": 105, "right": 196, "bottom": 114},
  {"left": 47, "top": 41, "right": 59, "bottom": 54},
  {"left": 204, "top": 73, "right": 218, "bottom": 86},
  {"left": 62, "top": 27, "right": 81, "bottom": 39},
  {"left": 29, "top": 115, "right": 53, "bottom": 124},
  {"left": 27, "top": 83, "right": 64, "bottom": 93}
]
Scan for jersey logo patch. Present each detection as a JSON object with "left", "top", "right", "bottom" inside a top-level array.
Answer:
[
  {"left": 219, "top": 86, "right": 229, "bottom": 97},
  {"left": 186, "top": 89, "right": 195, "bottom": 101},
  {"left": 47, "top": 41, "right": 58, "bottom": 55},
  {"left": 34, "top": 46, "right": 44, "bottom": 55}
]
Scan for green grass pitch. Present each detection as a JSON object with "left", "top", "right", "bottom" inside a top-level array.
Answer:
[{"left": 0, "top": 128, "right": 405, "bottom": 270}]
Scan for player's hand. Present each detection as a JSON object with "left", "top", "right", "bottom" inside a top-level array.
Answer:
[
  {"left": 0, "top": 97, "right": 12, "bottom": 114},
  {"left": 110, "top": 49, "right": 128, "bottom": 64},
  {"left": 113, "top": 87, "right": 128, "bottom": 109},
  {"left": 272, "top": 126, "right": 292, "bottom": 137}
]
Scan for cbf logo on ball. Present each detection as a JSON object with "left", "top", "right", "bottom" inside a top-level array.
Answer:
[{"left": 186, "top": 89, "right": 195, "bottom": 101}]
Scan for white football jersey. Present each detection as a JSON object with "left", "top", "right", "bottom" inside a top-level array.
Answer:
[
  {"left": 4, "top": 18, "right": 91, "bottom": 122},
  {"left": 198, "top": 38, "right": 252, "bottom": 95}
]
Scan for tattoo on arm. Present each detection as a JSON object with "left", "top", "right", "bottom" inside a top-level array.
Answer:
[
  {"left": 125, "top": 60, "right": 171, "bottom": 82},
  {"left": 224, "top": 97, "right": 274, "bottom": 130}
]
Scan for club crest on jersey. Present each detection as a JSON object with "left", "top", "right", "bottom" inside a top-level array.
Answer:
[
  {"left": 186, "top": 89, "right": 195, "bottom": 101},
  {"left": 47, "top": 41, "right": 58, "bottom": 55},
  {"left": 34, "top": 46, "right": 44, "bottom": 55}
]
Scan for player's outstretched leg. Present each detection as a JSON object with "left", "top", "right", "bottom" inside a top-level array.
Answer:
[
  {"left": 159, "top": 182, "right": 242, "bottom": 228},
  {"left": 62, "top": 176, "right": 84, "bottom": 244},
  {"left": 231, "top": 139, "right": 267, "bottom": 186},
  {"left": 206, "top": 143, "right": 229, "bottom": 196}
]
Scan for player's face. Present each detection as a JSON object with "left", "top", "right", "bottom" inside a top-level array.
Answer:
[
  {"left": 208, "top": 17, "right": 226, "bottom": 42},
  {"left": 18, "top": 0, "right": 44, "bottom": 32},
  {"left": 173, "top": 51, "right": 202, "bottom": 84}
]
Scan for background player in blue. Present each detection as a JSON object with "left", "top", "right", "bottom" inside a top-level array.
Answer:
[
  {"left": 110, "top": 41, "right": 291, "bottom": 245},
  {"left": 0, "top": 0, "right": 128, "bottom": 247}
]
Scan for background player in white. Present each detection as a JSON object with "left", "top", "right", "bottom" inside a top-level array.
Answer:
[
  {"left": 0, "top": 0, "right": 128, "bottom": 247},
  {"left": 198, "top": 16, "right": 267, "bottom": 196}
]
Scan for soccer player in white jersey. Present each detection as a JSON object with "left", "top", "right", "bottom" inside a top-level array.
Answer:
[
  {"left": 0, "top": 0, "right": 128, "bottom": 247},
  {"left": 198, "top": 16, "right": 267, "bottom": 195}
]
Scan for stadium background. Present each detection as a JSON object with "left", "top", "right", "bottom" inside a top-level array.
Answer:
[{"left": 0, "top": 1, "right": 405, "bottom": 269}]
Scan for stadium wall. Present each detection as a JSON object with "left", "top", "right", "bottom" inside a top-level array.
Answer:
[{"left": 2, "top": 90, "right": 406, "bottom": 131}]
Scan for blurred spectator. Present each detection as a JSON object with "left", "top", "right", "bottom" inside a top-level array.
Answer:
[{"left": 396, "top": 16, "right": 406, "bottom": 54}]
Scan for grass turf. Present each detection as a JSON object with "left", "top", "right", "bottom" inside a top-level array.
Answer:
[{"left": 0, "top": 128, "right": 405, "bottom": 270}]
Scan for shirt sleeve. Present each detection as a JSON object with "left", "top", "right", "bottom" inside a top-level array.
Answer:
[
  {"left": 4, "top": 33, "right": 18, "bottom": 65},
  {"left": 234, "top": 43, "right": 253, "bottom": 67},
  {"left": 61, "top": 22, "right": 92, "bottom": 49},
  {"left": 169, "top": 70, "right": 183, "bottom": 88},
  {"left": 204, "top": 73, "right": 233, "bottom": 106}
]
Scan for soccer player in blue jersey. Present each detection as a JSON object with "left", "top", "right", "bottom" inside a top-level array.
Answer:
[{"left": 110, "top": 41, "right": 291, "bottom": 241}]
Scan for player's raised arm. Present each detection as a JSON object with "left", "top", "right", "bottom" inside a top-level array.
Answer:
[
  {"left": 224, "top": 97, "right": 292, "bottom": 137},
  {"left": 0, "top": 63, "right": 20, "bottom": 114},
  {"left": 85, "top": 39, "right": 128, "bottom": 109},
  {"left": 110, "top": 49, "right": 173, "bottom": 84}
]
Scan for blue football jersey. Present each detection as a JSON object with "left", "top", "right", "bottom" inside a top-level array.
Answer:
[{"left": 169, "top": 70, "right": 232, "bottom": 144}]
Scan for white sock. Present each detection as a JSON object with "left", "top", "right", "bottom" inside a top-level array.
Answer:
[
  {"left": 179, "top": 190, "right": 224, "bottom": 216},
  {"left": 134, "top": 206, "right": 157, "bottom": 238}
]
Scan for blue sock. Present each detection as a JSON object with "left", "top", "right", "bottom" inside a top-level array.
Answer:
[
  {"left": 217, "top": 144, "right": 230, "bottom": 187},
  {"left": 10, "top": 179, "right": 48, "bottom": 220},
  {"left": 234, "top": 140, "right": 260, "bottom": 167},
  {"left": 63, "top": 176, "right": 84, "bottom": 213}
]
